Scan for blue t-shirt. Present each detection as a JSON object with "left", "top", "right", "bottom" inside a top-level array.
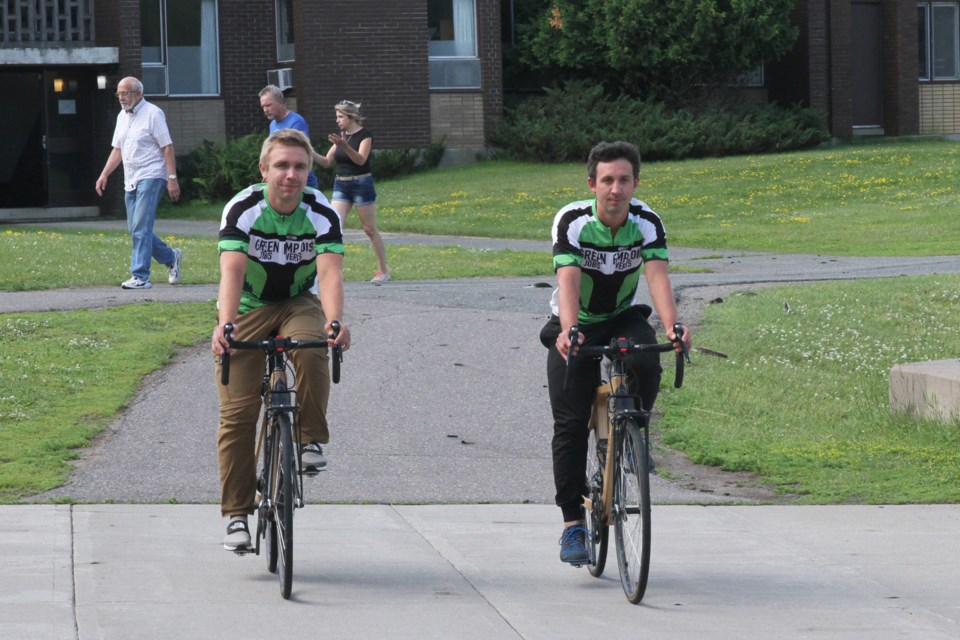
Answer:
[{"left": 269, "top": 111, "right": 318, "bottom": 187}]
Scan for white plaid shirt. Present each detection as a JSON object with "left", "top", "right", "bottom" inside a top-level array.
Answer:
[{"left": 110, "top": 98, "right": 174, "bottom": 191}]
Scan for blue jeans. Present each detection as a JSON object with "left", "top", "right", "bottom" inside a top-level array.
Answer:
[{"left": 125, "top": 178, "right": 175, "bottom": 281}]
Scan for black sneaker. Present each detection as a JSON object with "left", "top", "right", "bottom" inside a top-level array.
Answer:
[
  {"left": 559, "top": 525, "right": 590, "bottom": 565},
  {"left": 223, "top": 515, "right": 251, "bottom": 551},
  {"left": 301, "top": 442, "right": 327, "bottom": 474}
]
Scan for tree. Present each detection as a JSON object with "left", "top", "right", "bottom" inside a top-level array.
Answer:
[{"left": 518, "top": 0, "right": 798, "bottom": 102}]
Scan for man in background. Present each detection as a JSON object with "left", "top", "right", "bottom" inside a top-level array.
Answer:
[
  {"left": 259, "top": 84, "right": 319, "bottom": 188},
  {"left": 96, "top": 76, "right": 183, "bottom": 290}
]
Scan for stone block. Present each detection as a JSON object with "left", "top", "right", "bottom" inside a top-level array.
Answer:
[{"left": 889, "top": 359, "right": 960, "bottom": 421}]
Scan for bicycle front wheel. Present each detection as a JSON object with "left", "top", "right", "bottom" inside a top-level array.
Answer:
[
  {"left": 585, "top": 431, "right": 609, "bottom": 578},
  {"left": 275, "top": 411, "right": 295, "bottom": 599},
  {"left": 613, "top": 420, "right": 651, "bottom": 604}
]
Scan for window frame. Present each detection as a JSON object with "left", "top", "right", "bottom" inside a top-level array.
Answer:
[
  {"left": 428, "top": 0, "right": 481, "bottom": 90},
  {"left": 141, "top": 0, "right": 222, "bottom": 97},
  {"left": 918, "top": 1, "right": 960, "bottom": 82},
  {"left": 276, "top": 0, "right": 295, "bottom": 64}
]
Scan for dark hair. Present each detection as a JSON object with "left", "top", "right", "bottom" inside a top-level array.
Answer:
[{"left": 586, "top": 141, "right": 641, "bottom": 181}]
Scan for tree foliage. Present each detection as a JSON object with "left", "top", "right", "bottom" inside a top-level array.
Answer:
[{"left": 519, "top": 0, "right": 798, "bottom": 101}]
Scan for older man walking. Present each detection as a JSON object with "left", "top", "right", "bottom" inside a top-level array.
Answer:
[{"left": 96, "top": 76, "right": 183, "bottom": 290}]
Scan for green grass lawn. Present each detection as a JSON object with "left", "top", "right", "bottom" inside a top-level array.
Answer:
[
  {"left": 657, "top": 275, "right": 960, "bottom": 503},
  {"left": 162, "top": 137, "right": 960, "bottom": 256}
]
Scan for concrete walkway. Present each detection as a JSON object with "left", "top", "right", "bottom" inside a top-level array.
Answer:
[{"left": 5, "top": 503, "right": 959, "bottom": 639}]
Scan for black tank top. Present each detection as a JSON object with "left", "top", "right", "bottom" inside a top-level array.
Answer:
[{"left": 334, "top": 128, "right": 372, "bottom": 176}]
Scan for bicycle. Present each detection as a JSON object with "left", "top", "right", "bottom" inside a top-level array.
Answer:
[
  {"left": 219, "top": 321, "right": 343, "bottom": 599},
  {"left": 565, "top": 323, "right": 688, "bottom": 604}
]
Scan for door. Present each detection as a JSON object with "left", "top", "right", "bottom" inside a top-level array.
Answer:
[
  {"left": 42, "top": 68, "right": 98, "bottom": 206},
  {"left": 851, "top": 2, "right": 884, "bottom": 129},
  {"left": 0, "top": 71, "right": 44, "bottom": 207}
]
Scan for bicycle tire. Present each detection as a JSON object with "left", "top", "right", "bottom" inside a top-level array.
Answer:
[
  {"left": 275, "top": 411, "right": 295, "bottom": 599},
  {"left": 613, "top": 420, "right": 651, "bottom": 604},
  {"left": 262, "top": 436, "right": 279, "bottom": 574},
  {"left": 585, "top": 430, "right": 609, "bottom": 578}
]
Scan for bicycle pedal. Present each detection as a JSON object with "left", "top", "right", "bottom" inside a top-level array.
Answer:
[
  {"left": 231, "top": 546, "right": 253, "bottom": 556},
  {"left": 303, "top": 469, "right": 320, "bottom": 478}
]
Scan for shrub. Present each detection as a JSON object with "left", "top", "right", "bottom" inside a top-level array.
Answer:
[{"left": 489, "top": 80, "right": 829, "bottom": 163}]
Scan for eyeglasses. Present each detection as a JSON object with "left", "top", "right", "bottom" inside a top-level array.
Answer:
[{"left": 115, "top": 91, "right": 137, "bottom": 97}]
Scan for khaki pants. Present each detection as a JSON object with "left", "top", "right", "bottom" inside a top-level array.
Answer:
[{"left": 214, "top": 293, "right": 330, "bottom": 517}]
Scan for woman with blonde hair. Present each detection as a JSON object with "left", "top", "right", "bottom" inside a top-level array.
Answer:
[{"left": 317, "top": 100, "right": 390, "bottom": 283}]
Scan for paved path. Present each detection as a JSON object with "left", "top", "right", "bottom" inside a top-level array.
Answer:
[{"left": 4, "top": 220, "right": 960, "bottom": 638}]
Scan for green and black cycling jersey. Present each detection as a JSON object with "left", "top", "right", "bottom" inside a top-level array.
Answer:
[
  {"left": 218, "top": 184, "right": 344, "bottom": 314},
  {"left": 551, "top": 198, "right": 669, "bottom": 324}
]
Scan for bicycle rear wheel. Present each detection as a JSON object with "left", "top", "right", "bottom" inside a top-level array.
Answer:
[
  {"left": 275, "top": 411, "right": 295, "bottom": 599},
  {"left": 585, "top": 431, "right": 609, "bottom": 578},
  {"left": 613, "top": 420, "right": 651, "bottom": 604}
]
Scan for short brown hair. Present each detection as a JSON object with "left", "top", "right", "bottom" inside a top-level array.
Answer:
[{"left": 260, "top": 128, "right": 314, "bottom": 166}]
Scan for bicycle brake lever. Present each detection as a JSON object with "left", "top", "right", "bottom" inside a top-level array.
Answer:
[
  {"left": 673, "top": 323, "right": 691, "bottom": 363},
  {"left": 562, "top": 325, "right": 579, "bottom": 391},
  {"left": 220, "top": 322, "right": 235, "bottom": 386}
]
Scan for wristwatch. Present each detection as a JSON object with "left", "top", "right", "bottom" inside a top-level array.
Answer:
[{"left": 167, "top": 174, "right": 177, "bottom": 180}]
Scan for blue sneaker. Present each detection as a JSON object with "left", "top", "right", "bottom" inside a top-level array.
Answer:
[{"left": 559, "top": 525, "right": 590, "bottom": 565}]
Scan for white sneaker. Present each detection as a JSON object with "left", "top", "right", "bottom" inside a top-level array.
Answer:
[
  {"left": 223, "top": 516, "right": 251, "bottom": 551},
  {"left": 301, "top": 442, "right": 328, "bottom": 474},
  {"left": 370, "top": 271, "right": 391, "bottom": 284},
  {"left": 167, "top": 248, "right": 183, "bottom": 285},
  {"left": 121, "top": 276, "right": 152, "bottom": 289}
]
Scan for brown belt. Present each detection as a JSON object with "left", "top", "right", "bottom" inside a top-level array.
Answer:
[{"left": 335, "top": 173, "right": 371, "bottom": 181}]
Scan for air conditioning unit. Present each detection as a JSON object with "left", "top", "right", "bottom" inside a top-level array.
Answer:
[{"left": 266, "top": 68, "right": 294, "bottom": 91}]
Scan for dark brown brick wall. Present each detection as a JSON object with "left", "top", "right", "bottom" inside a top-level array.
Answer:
[
  {"left": 219, "top": 0, "right": 277, "bottom": 138},
  {"left": 478, "top": 0, "right": 503, "bottom": 139},
  {"left": 293, "top": 1, "right": 432, "bottom": 149},
  {"left": 828, "top": 0, "right": 853, "bottom": 136},
  {"left": 883, "top": 0, "right": 919, "bottom": 135}
]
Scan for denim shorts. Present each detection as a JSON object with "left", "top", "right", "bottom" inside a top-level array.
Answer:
[{"left": 332, "top": 174, "right": 377, "bottom": 206}]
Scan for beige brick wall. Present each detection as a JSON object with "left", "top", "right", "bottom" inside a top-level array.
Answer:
[
  {"left": 152, "top": 99, "right": 227, "bottom": 153},
  {"left": 919, "top": 84, "right": 960, "bottom": 135},
  {"left": 430, "top": 93, "right": 485, "bottom": 148}
]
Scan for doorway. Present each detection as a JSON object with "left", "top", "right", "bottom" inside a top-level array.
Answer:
[{"left": 0, "top": 68, "right": 98, "bottom": 209}]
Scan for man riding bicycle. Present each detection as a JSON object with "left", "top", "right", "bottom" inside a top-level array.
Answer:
[
  {"left": 211, "top": 129, "right": 351, "bottom": 551},
  {"left": 540, "top": 140, "right": 692, "bottom": 565}
]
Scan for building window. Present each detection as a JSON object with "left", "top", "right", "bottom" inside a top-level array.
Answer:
[
  {"left": 918, "top": 2, "right": 960, "bottom": 81},
  {"left": 276, "top": 0, "right": 295, "bottom": 63},
  {"left": 141, "top": 0, "right": 220, "bottom": 96},
  {"left": 428, "top": 0, "right": 481, "bottom": 89}
]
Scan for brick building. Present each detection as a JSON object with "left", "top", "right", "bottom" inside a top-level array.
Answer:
[
  {"left": 0, "top": 0, "right": 502, "bottom": 221},
  {"left": 2, "top": 1, "right": 959, "bottom": 221},
  {"left": 767, "top": 0, "right": 960, "bottom": 138}
]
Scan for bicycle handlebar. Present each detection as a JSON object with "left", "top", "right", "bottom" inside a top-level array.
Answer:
[
  {"left": 563, "top": 323, "right": 690, "bottom": 391},
  {"left": 219, "top": 321, "right": 342, "bottom": 386}
]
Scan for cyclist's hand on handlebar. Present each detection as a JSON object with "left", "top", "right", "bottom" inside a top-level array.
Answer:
[
  {"left": 557, "top": 326, "right": 584, "bottom": 361},
  {"left": 668, "top": 323, "right": 692, "bottom": 356},
  {"left": 325, "top": 320, "right": 350, "bottom": 351},
  {"left": 211, "top": 322, "right": 233, "bottom": 356}
]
